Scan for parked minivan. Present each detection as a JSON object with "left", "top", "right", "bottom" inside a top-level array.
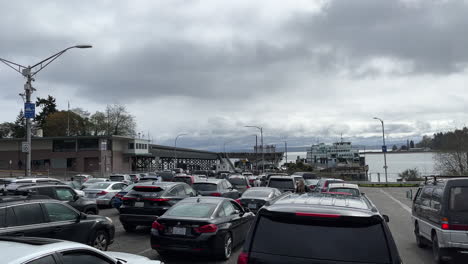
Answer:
[{"left": 411, "top": 176, "right": 468, "bottom": 263}]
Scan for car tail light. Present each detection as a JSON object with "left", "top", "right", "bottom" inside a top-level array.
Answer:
[
  {"left": 235, "top": 199, "right": 242, "bottom": 205},
  {"left": 151, "top": 221, "right": 165, "bottom": 231},
  {"left": 440, "top": 217, "right": 468, "bottom": 230},
  {"left": 145, "top": 198, "right": 170, "bottom": 202},
  {"left": 121, "top": 197, "right": 136, "bottom": 201},
  {"left": 96, "top": 191, "right": 108, "bottom": 196},
  {"left": 210, "top": 192, "right": 222, "bottom": 197},
  {"left": 194, "top": 224, "right": 218, "bottom": 233},
  {"left": 441, "top": 223, "right": 450, "bottom": 230},
  {"left": 237, "top": 252, "right": 249, "bottom": 264},
  {"left": 246, "top": 185, "right": 250, "bottom": 189},
  {"left": 295, "top": 212, "right": 341, "bottom": 218},
  {"left": 114, "top": 194, "right": 123, "bottom": 198}
]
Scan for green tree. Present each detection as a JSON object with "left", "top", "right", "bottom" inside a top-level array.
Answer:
[
  {"left": 11, "top": 110, "right": 26, "bottom": 138},
  {"left": 35, "top": 95, "right": 57, "bottom": 128},
  {"left": 0, "top": 122, "right": 13, "bottom": 138},
  {"left": 42, "top": 111, "right": 88, "bottom": 136},
  {"left": 410, "top": 140, "right": 415, "bottom": 148},
  {"left": 89, "top": 111, "right": 107, "bottom": 136},
  {"left": 399, "top": 168, "right": 422, "bottom": 181},
  {"left": 416, "top": 135, "right": 432, "bottom": 148}
]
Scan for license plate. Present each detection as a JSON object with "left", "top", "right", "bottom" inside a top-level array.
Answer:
[
  {"left": 172, "top": 227, "right": 186, "bottom": 235},
  {"left": 248, "top": 203, "right": 257, "bottom": 209},
  {"left": 134, "top": 202, "right": 144, "bottom": 207}
]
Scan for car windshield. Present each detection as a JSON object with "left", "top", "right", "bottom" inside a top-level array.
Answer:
[
  {"left": 228, "top": 177, "right": 247, "bottom": 186},
  {"left": 252, "top": 214, "right": 390, "bottom": 263},
  {"left": 174, "top": 177, "right": 191, "bottom": 184},
  {"left": 329, "top": 188, "right": 359, "bottom": 196},
  {"left": 166, "top": 203, "right": 217, "bottom": 218},
  {"left": 268, "top": 178, "right": 294, "bottom": 189},
  {"left": 242, "top": 189, "right": 272, "bottom": 198},
  {"left": 193, "top": 183, "right": 218, "bottom": 191},
  {"left": 88, "top": 182, "right": 111, "bottom": 189},
  {"left": 449, "top": 187, "right": 468, "bottom": 211},
  {"left": 110, "top": 175, "right": 125, "bottom": 181}
]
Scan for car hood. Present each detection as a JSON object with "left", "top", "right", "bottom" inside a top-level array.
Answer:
[{"left": 106, "top": 251, "right": 162, "bottom": 263}]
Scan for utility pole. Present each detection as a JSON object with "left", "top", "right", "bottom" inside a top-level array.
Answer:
[
  {"left": 374, "top": 117, "right": 388, "bottom": 183},
  {"left": 245, "top": 126, "right": 264, "bottom": 173},
  {"left": 174, "top": 133, "right": 187, "bottom": 170},
  {"left": 0, "top": 45, "right": 92, "bottom": 177},
  {"left": 284, "top": 141, "right": 288, "bottom": 164}
]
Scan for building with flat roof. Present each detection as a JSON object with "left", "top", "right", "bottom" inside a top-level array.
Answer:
[{"left": 0, "top": 135, "right": 151, "bottom": 176}]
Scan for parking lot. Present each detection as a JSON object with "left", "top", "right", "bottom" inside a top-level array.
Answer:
[{"left": 102, "top": 187, "right": 463, "bottom": 264}]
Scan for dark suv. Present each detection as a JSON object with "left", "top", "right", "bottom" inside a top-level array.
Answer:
[
  {"left": 238, "top": 193, "right": 401, "bottom": 264},
  {"left": 14, "top": 185, "right": 99, "bottom": 215},
  {"left": 119, "top": 182, "right": 197, "bottom": 232},
  {"left": 412, "top": 177, "right": 468, "bottom": 263},
  {"left": 0, "top": 196, "right": 115, "bottom": 251}
]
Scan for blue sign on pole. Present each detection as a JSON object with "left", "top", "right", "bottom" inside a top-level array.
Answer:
[
  {"left": 24, "top": 103, "right": 35, "bottom": 119},
  {"left": 382, "top": 145, "right": 387, "bottom": 153}
]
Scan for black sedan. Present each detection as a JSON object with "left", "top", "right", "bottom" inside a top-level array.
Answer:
[
  {"left": 119, "top": 182, "right": 197, "bottom": 232},
  {"left": 236, "top": 187, "right": 282, "bottom": 213},
  {"left": 150, "top": 197, "right": 255, "bottom": 260}
]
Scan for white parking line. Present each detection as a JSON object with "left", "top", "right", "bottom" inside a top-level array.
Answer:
[{"left": 379, "top": 189, "right": 412, "bottom": 214}]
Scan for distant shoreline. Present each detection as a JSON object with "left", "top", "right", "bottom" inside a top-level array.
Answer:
[{"left": 363, "top": 151, "right": 435, "bottom": 155}]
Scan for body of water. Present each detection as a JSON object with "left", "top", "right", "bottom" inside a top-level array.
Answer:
[{"left": 285, "top": 151, "right": 436, "bottom": 182}]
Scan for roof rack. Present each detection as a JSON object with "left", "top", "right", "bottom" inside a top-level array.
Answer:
[
  {"left": 0, "top": 194, "right": 51, "bottom": 203},
  {"left": 424, "top": 175, "right": 468, "bottom": 185}
]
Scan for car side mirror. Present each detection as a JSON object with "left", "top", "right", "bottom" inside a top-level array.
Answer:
[
  {"left": 73, "top": 194, "right": 80, "bottom": 201},
  {"left": 76, "top": 212, "right": 86, "bottom": 223},
  {"left": 382, "top": 214, "right": 390, "bottom": 223}
]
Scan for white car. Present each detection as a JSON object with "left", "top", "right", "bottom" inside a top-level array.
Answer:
[
  {"left": 0, "top": 236, "right": 161, "bottom": 264},
  {"left": 327, "top": 183, "right": 360, "bottom": 196}
]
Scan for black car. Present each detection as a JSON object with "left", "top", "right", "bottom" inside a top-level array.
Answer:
[
  {"left": 193, "top": 179, "right": 240, "bottom": 199},
  {"left": 0, "top": 196, "right": 115, "bottom": 251},
  {"left": 237, "top": 187, "right": 282, "bottom": 214},
  {"left": 119, "top": 182, "right": 197, "bottom": 232},
  {"left": 14, "top": 185, "right": 99, "bottom": 215},
  {"left": 411, "top": 176, "right": 468, "bottom": 263},
  {"left": 238, "top": 193, "right": 401, "bottom": 264},
  {"left": 150, "top": 197, "right": 255, "bottom": 260}
]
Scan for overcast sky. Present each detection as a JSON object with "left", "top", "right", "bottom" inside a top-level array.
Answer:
[{"left": 1, "top": 0, "right": 468, "bottom": 151}]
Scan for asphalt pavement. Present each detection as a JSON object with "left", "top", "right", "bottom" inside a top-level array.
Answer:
[{"left": 103, "top": 187, "right": 465, "bottom": 264}]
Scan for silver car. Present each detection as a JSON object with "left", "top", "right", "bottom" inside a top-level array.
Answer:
[
  {"left": 84, "top": 182, "right": 127, "bottom": 206},
  {"left": 80, "top": 178, "right": 109, "bottom": 190}
]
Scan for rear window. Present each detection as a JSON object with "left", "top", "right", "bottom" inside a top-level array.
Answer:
[
  {"left": 242, "top": 190, "right": 272, "bottom": 198},
  {"left": 252, "top": 215, "right": 390, "bottom": 263},
  {"left": 166, "top": 203, "right": 217, "bottom": 218},
  {"left": 305, "top": 179, "right": 319, "bottom": 185},
  {"left": 329, "top": 188, "right": 360, "bottom": 196},
  {"left": 228, "top": 177, "right": 247, "bottom": 186},
  {"left": 174, "top": 177, "right": 192, "bottom": 184},
  {"left": 128, "top": 186, "right": 165, "bottom": 197},
  {"left": 268, "top": 178, "right": 294, "bottom": 189},
  {"left": 110, "top": 175, "right": 125, "bottom": 181},
  {"left": 193, "top": 183, "right": 218, "bottom": 191},
  {"left": 88, "top": 182, "right": 111, "bottom": 189},
  {"left": 450, "top": 187, "right": 468, "bottom": 211}
]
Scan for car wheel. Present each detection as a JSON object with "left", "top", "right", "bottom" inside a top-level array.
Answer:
[
  {"left": 216, "top": 233, "right": 233, "bottom": 260},
  {"left": 414, "top": 223, "right": 426, "bottom": 248},
  {"left": 92, "top": 230, "right": 109, "bottom": 251},
  {"left": 85, "top": 209, "right": 96, "bottom": 215},
  {"left": 123, "top": 224, "right": 137, "bottom": 232},
  {"left": 432, "top": 233, "right": 448, "bottom": 264}
]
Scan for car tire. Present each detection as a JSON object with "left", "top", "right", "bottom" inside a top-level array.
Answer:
[
  {"left": 432, "top": 233, "right": 448, "bottom": 264},
  {"left": 414, "top": 223, "right": 426, "bottom": 248},
  {"left": 85, "top": 209, "right": 96, "bottom": 215},
  {"left": 216, "top": 233, "right": 233, "bottom": 260},
  {"left": 91, "top": 230, "right": 109, "bottom": 251},
  {"left": 123, "top": 223, "right": 137, "bottom": 232}
]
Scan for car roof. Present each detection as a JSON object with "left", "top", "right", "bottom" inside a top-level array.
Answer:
[
  {"left": 228, "top": 175, "right": 247, "bottom": 178},
  {"left": 194, "top": 179, "right": 222, "bottom": 184},
  {"left": 17, "top": 184, "right": 70, "bottom": 190},
  {"left": 0, "top": 197, "right": 65, "bottom": 206},
  {"left": 245, "top": 187, "right": 277, "bottom": 192},
  {"left": 328, "top": 183, "right": 359, "bottom": 189},
  {"left": 0, "top": 237, "right": 115, "bottom": 264},
  {"left": 269, "top": 175, "right": 295, "bottom": 179},
  {"left": 179, "top": 196, "right": 231, "bottom": 204},
  {"left": 10, "top": 178, "right": 60, "bottom": 182},
  {"left": 134, "top": 181, "right": 179, "bottom": 187},
  {"left": 266, "top": 193, "right": 377, "bottom": 216}
]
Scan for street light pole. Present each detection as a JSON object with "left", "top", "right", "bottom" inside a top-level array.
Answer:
[
  {"left": 374, "top": 117, "right": 388, "bottom": 183},
  {"left": 0, "top": 45, "right": 92, "bottom": 177},
  {"left": 245, "top": 126, "right": 264, "bottom": 173},
  {"left": 174, "top": 133, "right": 187, "bottom": 170},
  {"left": 284, "top": 141, "right": 288, "bottom": 164}
]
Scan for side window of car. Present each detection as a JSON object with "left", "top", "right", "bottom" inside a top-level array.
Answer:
[
  {"left": 61, "top": 250, "right": 113, "bottom": 264},
  {"left": 0, "top": 207, "right": 16, "bottom": 227},
  {"left": 421, "top": 187, "right": 433, "bottom": 207},
  {"left": 44, "top": 203, "right": 78, "bottom": 222},
  {"left": 55, "top": 187, "right": 76, "bottom": 201},
  {"left": 166, "top": 187, "right": 178, "bottom": 197},
  {"left": 111, "top": 183, "right": 122, "bottom": 190},
  {"left": 432, "top": 188, "right": 443, "bottom": 210},
  {"left": 217, "top": 205, "right": 226, "bottom": 217},
  {"left": 12, "top": 203, "right": 45, "bottom": 226},
  {"left": 413, "top": 188, "right": 422, "bottom": 204},
  {"left": 230, "top": 201, "right": 243, "bottom": 212},
  {"left": 224, "top": 181, "right": 232, "bottom": 189},
  {"left": 175, "top": 185, "right": 186, "bottom": 196},
  {"left": 26, "top": 255, "right": 57, "bottom": 264},
  {"left": 37, "top": 187, "right": 56, "bottom": 199},
  {"left": 184, "top": 185, "right": 196, "bottom": 196},
  {"left": 223, "top": 201, "right": 236, "bottom": 216}
]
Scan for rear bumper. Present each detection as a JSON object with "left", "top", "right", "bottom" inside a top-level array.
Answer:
[
  {"left": 150, "top": 231, "right": 218, "bottom": 253},
  {"left": 438, "top": 230, "right": 468, "bottom": 250},
  {"left": 120, "top": 214, "right": 158, "bottom": 226},
  {"left": 96, "top": 198, "right": 112, "bottom": 205}
]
